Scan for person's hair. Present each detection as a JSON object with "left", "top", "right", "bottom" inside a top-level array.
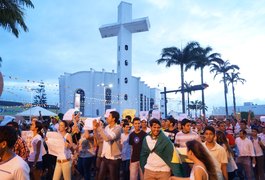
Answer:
[
  {"left": 123, "top": 121, "right": 130, "bottom": 128},
  {"left": 121, "top": 119, "right": 129, "bottom": 124},
  {"left": 186, "top": 140, "right": 217, "bottom": 180},
  {"left": 34, "top": 120, "right": 44, "bottom": 138},
  {"left": 217, "top": 121, "right": 225, "bottom": 127},
  {"left": 125, "top": 115, "right": 132, "bottom": 121},
  {"left": 239, "top": 129, "right": 247, "bottom": 135},
  {"left": 149, "top": 118, "right": 161, "bottom": 127},
  {"left": 204, "top": 126, "right": 215, "bottom": 134},
  {"left": 0, "top": 126, "right": 18, "bottom": 148},
  {"left": 110, "top": 111, "right": 120, "bottom": 123},
  {"left": 240, "top": 120, "right": 247, "bottom": 125},
  {"left": 60, "top": 120, "right": 69, "bottom": 132},
  {"left": 215, "top": 131, "right": 233, "bottom": 156},
  {"left": 181, "top": 118, "right": 191, "bottom": 126},
  {"left": 251, "top": 127, "right": 259, "bottom": 132},
  {"left": 6, "top": 121, "right": 21, "bottom": 136},
  {"left": 133, "top": 117, "right": 141, "bottom": 123},
  {"left": 167, "top": 116, "right": 176, "bottom": 126}
]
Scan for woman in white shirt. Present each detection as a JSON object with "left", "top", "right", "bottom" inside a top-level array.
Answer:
[
  {"left": 170, "top": 140, "right": 217, "bottom": 180},
  {"left": 53, "top": 120, "right": 73, "bottom": 180},
  {"left": 28, "top": 120, "right": 44, "bottom": 180}
]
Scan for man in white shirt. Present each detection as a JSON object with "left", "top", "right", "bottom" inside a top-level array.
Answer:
[
  {"left": 235, "top": 129, "right": 256, "bottom": 180},
  {"left": 0, "top": 126, "right": 30, "bottom": 180},
  {"left": 203, "top": 126, "right": 228, "bottom": 180},
  {"left": 93, "top": 111, "right": 122, "bottom": 180},
  {"left": 140, "top": 118, "right": 183, "bottom": 179}
]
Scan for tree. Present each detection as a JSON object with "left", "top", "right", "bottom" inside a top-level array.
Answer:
[
  {"left": 188, "top": 100, "right": 202, "bottom": 118},
  {"left": 226, "top": 71, "right": 246, "bottom": 114},
  {"left": 156, "top": 41, "right": 200, "bottom": 113},
  {"left": 33, "top": 81, "right": 47, "bottom": 107},
  {"left": 210, "top": 60, "right": 239, "bottom": 118},
  {"left": 183, "top": 80, "right": 193, "bottom": 117},
  {"left": 0, "top": 0, "right": 34, "bottom": 37},
  {"left": 185, "top": 45, "right": 222, "bottom": 118}
]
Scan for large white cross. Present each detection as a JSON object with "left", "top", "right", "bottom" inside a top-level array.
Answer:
[{"left": 99, "top": 1, "right": 150, "bottom": 114}]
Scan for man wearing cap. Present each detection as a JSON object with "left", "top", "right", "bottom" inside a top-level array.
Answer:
[{"left": 141, "top": 118, "right": 150, "bottom": 133}]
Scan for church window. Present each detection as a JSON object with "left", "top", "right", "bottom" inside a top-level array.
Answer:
[
  {"left": 118, "top": 60, "right": 120, "bottom": 66},
  {"left": 125, "top": 60, "right": 128, "bottom": 66},
  {"left": 124, "top": 78, "right": 128, "bottom": 84},
  {"left": 124, "top": 94, "right": 128, "bottom": 100},
  {"left": 118, "top": 46, "right": 120, "bottom": 51},
  {"left": 150, "top": 98, "right": 154, "bottom": 110},
  {"left": 105, "top": 88, "right": 112, "bottom": 110},
  {"left": 118, "top": 78, "right": 120, "bottom": 84},
  {"left": 144, "top": 95, "right": 147, "bottom": 111},
  {"left": 125, "top": 45, "right": 128, "bottom": 50},
  {"left": 140, "top": 94, "right": 143, "bottom": 111}
]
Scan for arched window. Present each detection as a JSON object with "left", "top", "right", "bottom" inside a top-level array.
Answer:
[
  {"left": 125, "top": 45, "right": 128, "bottom": 50},
  {"left": 75, "top": 89, "right": 85, "bottom": 115},
  {"left": 124, "top": 94, "right": 128, "bottom": 101},
  {"left": 125, "top": 60, "right": 128, "bottom": 66},
  {"left": 140, "top": 94, "right": 143, "bottom": 111},
  {"left": 105, "top": 88, "right": 112, "bottom": 110},
  {"left": 124, "top": 77, "right": 128, "bottom": 84}
]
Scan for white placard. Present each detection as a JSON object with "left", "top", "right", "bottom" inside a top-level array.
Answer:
[
  {"left": 151, "top": 110, "right": 161, "bottom": 119},
  {"left": 21, "top": 131, "right": 33, "bottom": 149},
  {"left": 83, "top": 117, "right": 101, "bottom": 130},
  {"left": 140, "top": 111, "right": 149, "bottom": 119},
  {"left": 46, "top": 132, "right": 65, "bottom": 157},
  {"left": 104, "top": 109, "right": 116, "bottom": 118},
  {"left": 177, "top": 114, "right": 188, "bottom": 121},
  {"left": 260, "top": 116, "right": 265, "bottom": 122}
]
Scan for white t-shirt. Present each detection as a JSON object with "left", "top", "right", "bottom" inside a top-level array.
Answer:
[
  {"left": 28, "top": 134, "right": 43, "bottom": 162},
  {"left": 0, "top": 155, "right": 30, "bottom": 180}
]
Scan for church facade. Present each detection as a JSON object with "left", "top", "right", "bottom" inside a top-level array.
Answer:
[
  {"left": 59, "top": 2, "right": 161, "bottom": 118},
  {"left": 59, "top": 69, "right": 160, "bottom": 117}
]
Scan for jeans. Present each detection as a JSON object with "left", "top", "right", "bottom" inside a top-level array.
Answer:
[
  {"left": 53, "top": 160, "right": 71, "bottom": 180},
  {"left": 122, "top": 159, "right": 130, "bottom": 180},
  {"left": 130, "top": 161, "right": 144, "bottom": 180},
  {"left": 98, "top": 157, "right": 121, "bottom": 180},
  {"left": 236, "top": 156, "right": 253, "bottom": 180},
  {"left": 77, "top": 156, "right": 94, "bottom": 180}
]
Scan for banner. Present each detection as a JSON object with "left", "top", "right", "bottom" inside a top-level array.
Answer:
[
  {"left": 139, "top": 111, "right": 149, "bottom": 120},
  {"left": 104, "top": 108, "right": 116, "bottom": 118},
  {"left": 151, "top": 110, "right": 161, "bottom": 119}
]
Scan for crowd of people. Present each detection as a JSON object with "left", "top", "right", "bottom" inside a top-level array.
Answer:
[{"left": 0, "top": 110, "right": 265, "bottom": 180}]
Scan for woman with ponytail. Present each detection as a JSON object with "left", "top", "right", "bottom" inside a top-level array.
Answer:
[{"left": 28, "top": 119, "right": 44, "bottom": 180}]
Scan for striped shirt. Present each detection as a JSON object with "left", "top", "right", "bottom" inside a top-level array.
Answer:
[{"left": 174, "top": 131, "right": 200, "bottom": 147}]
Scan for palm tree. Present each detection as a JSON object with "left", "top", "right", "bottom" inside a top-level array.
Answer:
[
  {"left": 183, "top": 80, "right": 193, "bottom": 117},
  {"left": 226, "top": 72, "right": 246, "bottom": 114},
  {"left": 210, "top": 60, "right": 239, "bottom": 118},
  {"left": 157, "top": 41, "right": 200, "bottom": 113},
  {"left": 185, "top": 44, "right": 222, "bottom": 118},
  {"left": 188, "top": 100, "right": 202, "bottom": 118},
  {"left": 0, "top": 0, "right": 34, "bottom": 37}
]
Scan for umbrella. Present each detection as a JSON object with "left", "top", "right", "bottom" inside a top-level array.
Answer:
[
  {"left": 63, "top": 108, "right": 80, "bottom": 121},
  {"left": 0, "top": 115, "right": 15, "bottom": 126},
  {"left": 16, "top": 106, "right": 57, "bottom": 117}
]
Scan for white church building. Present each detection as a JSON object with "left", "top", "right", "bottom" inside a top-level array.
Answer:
[{"left": 59, "top": 2, "right": 161, "bottom": 117}]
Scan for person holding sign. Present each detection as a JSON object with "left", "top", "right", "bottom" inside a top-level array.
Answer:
[
  {"left": 93, "top": 111, "right": 122, "bottom": 180},
  {"left": 53, "top": 120, "right": 73, "bottom": 180}
]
